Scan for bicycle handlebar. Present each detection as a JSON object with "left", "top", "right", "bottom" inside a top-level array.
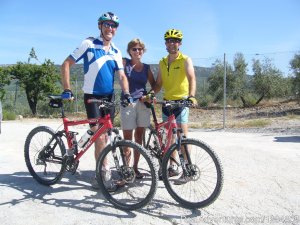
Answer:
[
  {"left": 86, "top": 99, "right": 120, "bottom": 108},
  {"left": 48, "top": 95, "right": 124, "bottom": 109},
  {"left": 155, "top": 100, "right": 194, "bottom": 108}
]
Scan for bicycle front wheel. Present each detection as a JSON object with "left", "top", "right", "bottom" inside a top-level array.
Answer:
[
  {"left": 24, "top": 126, "right": 66, "bottom": 185},
  {"left": 162, "top": 138, "right": 223, "bottom": 208},
  {"left": 96, "top": 140, "right": 158, "bottom": 211}
]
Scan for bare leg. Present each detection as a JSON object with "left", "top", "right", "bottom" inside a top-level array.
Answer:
[
  {"left": 122, "top": 130, "right": 133, "bottom": 165},
  {"left": 90, "top": 125, "right": 108, "bottom": 170},
  {"left": 133, "top": 127, "right": 144, "bottom": 171},
  {"left": 169, "top": 123, "right": 188, "bottom": 169},
  {"left": 178, "top": 123, "right": 189, "bottom": 161}
]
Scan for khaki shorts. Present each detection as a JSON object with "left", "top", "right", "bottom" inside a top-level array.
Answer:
[{"left": 120, "top": 101, "right": 150, "bottom": 130}]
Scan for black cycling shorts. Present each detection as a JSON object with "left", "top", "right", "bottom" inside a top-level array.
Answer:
[{"left": 84, "top": 93, "right": 115, "bottom": 127}]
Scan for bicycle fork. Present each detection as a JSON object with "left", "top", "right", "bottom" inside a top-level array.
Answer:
[
  {"left": 173, "top": 128, "right": 193, "bottom": 177},
  {"left": 108, "top": 129, "right": 122, "bottom": 170},
  {"left": 107, "top": 129, "right": 134, "bottom": 182}
]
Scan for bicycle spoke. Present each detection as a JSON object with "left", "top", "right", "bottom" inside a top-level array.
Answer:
[
  {"left": 96, "top": 140, "right": 157, "bottom": 210},
  {"left": 162, "top": 138, "right": 223, "bottom": 208},
  {"left": 24, "top": 126, "right": 66, "bottom": 185}
]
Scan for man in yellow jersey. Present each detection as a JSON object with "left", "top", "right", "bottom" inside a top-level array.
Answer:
[{"left": 154, "top": 28, "right": 197, "bottom": 181}]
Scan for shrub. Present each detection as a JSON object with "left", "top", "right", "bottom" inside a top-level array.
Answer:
[{"left": 3, "top": 110, "right": 16, "bottom": 120}]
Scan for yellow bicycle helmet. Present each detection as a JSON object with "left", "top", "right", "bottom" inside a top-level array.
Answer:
[{"left": 164, "top": 29, "right": 183, "bottom": 40}]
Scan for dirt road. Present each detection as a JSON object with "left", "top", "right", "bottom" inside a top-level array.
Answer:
[{"left": 0, "top": 120, "right": 299, "bottom": 225}]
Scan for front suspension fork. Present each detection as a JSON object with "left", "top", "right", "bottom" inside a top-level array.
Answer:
[{"left": 173, "top": 128, "right": 192, "bottom": 176}]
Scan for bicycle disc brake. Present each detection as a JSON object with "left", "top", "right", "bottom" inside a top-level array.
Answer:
[
  {"left": 186, "top": 164, "right": 201, "bottom": 181},
  {"left": 121, "top": 166, "right": 135, "bottom": 183}
]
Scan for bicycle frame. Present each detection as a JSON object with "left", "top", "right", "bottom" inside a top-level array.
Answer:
[
  {"left": 50, "top": 96, "right": 118, "bottom": 163},
  {"left": 63, "top": 114, "right": 114, "bottom": 161},
  {"left": 149, "top": 103, "right": 180, "bottom": 154}
]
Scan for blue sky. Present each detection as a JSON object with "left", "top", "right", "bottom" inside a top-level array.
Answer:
[{"left": 0, "top": 0, "right": 299, "bottom": 75}]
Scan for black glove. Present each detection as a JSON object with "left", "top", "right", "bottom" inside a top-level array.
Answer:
[
  {"left": 61, "top": 89, "right": 74, "bottom": 99},
  {"left": 124, "top": 93, "right": 133, "bottom": 103},
  {"left": 122, "top": 93, "right": 133, "bottom": 107}
]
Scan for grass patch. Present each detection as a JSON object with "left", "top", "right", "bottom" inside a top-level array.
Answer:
[
  {"left": 285, "top": 113, "right": 300, "bottom": 120},
  {"left": 230, "top": 119, "right": 271, "bottom": 128},
  {"left": 2, "top": 111, "right": 16, "bottom": 120},
  {"left": 189, "top": 121, "right": 223, "bottom": 129}
]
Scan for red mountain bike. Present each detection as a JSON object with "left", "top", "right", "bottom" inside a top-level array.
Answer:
[
  {"left": 143, "top": 99, "right": 223, "bottom": 209},
  {"left": 24, "top": 95, "right": 157, "bottom": 211}
]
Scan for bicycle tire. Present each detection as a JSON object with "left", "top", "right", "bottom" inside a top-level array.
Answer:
[
  {"left": 162, "top": 138, "right": 223, "bottom": 208},
  {"left": 96, "top": 140, "right": 158, "bottom": 211},
  {"left": 24, "top": 126, "right": 66, "bottom": 185}
]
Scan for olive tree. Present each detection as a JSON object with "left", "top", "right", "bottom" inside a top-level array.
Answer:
[
  {"left": 252, "top": 57, "right": 287, "bottom": 104},
  {"left": 232, "top": 53, "right": 249, "bottom": 106},
  {"left": 9, "top": 60, "right": 60, "bottom": 115},
  {"left": 0, "top": 66, "right": 11, "bottom": 100},
  {"left": 290, "top": 53, "right": 300, "bottom": 99}
]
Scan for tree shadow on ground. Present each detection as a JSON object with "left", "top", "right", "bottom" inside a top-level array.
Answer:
[
  {"left": 274, "top": 136, "right": 300, "bottom": 143},
  {"left": 0, "top": 170, "right": 201, "bottom": 221}
]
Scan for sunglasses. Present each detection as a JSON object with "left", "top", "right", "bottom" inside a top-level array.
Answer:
[
  {"left": 165, "top": 38, "right": 181, "bottom": 44},
  {"left": 102, "top": 22, "right": 118, "bottom": 29},
  {"left": 131, "top": 48, "right": 144, "bottom": 52}
]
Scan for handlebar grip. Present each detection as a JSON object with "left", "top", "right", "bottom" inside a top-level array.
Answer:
[
  {"left": 61, "top": 93, "right": 72, "bottom": 99},
  {"left": 155, "top": 101, "right": 167, "bottom": 105}
]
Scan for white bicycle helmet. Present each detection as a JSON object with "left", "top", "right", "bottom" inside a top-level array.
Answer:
[{"left": 98, "top": 12, "right": 119, "bottom": 26}]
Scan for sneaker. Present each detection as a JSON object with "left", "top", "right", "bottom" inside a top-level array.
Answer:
[
  {"left": 173, "top": 174, "right": 188, "bottom": 185},
  {"left": 104, "top": 180, "right": 118, "bottom": 192},
  {"left": 135, "top": 170, "right": 144, "bottom": 179},
  {"left": 158, "top": 166, "right": 163, "bottom": 180},
  {"left": 168, "top": 164, "right": 180, "bottom": 177},
  {"left": 158, "top": 173, "right": 163, "bottom": 180},
  {"left": 91, "top": 169, "right": 113, "bottom": 191},
  {"left": 101, "top": 169, "right": 112, "bottom": 182},
  {"left": 91, "top": 177, "right": 118, "bottom": 192}
]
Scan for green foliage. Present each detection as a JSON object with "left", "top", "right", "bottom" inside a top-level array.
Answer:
[
  {"left": 198, "top": 95, "right": 213, "bottom": 107},
  {"left": 2, "top": 50, "right": 298, "bottom": 116},
  {"left": 240, "top": 93, "right": 258, "bottom": 107},
  {"left": 252, "top": 58, "right": 287, "bottom": 104},
  {"left": 207, "top": 59, "right": 234, "bottom": 103},
  {"left": 0, "top": 66, "right": 11, "bottom": 100},
  {"left": 8, "top": 59, "right": 60, "bottom": 115},
  {"left": 290, "top": 53, "right": 300, "bottom": 99},
  {"left": 2, "top": 110, "right": 16, "bottom": 120},
  {"left": 232, "top": 53, "right": 248, "bottom": 103}
]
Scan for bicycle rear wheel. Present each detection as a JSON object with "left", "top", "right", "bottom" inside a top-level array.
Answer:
[
  {"left": 162, "top": 138, "right": 223, "bottom": 208},
  {"left": 24, "top": 126, "right": 66, "bottom": 185},
  {"left": 96, "top": 140, "right": 158, "bottom": 211}
]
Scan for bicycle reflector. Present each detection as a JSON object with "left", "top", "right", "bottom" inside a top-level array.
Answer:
[{"left": 49, "top": 99, "right": 62, "bottom": 108}]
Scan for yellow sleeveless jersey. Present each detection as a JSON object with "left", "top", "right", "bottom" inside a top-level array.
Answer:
[{"left": 159, "top": 52, "right": 189, "bottom": 100}]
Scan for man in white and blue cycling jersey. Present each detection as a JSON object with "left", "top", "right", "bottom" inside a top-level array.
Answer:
[{"left": 61, "top": 12, "right": 132, "bottom": 190}]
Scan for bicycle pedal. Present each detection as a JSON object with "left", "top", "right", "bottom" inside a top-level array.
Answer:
[{"left": 69, "top": 160, "right": 79, "bottom": 175}]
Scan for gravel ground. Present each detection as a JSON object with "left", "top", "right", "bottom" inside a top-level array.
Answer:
[{"left": 0, "top": 119, "right": 300, "bottom": 225}]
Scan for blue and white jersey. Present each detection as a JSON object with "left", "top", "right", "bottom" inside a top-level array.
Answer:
[{"left": 70, "top": 36, "right": 124, "bottom": 95}]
